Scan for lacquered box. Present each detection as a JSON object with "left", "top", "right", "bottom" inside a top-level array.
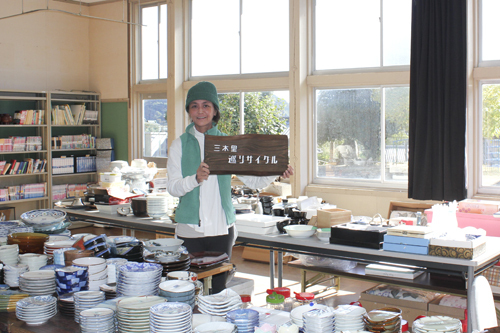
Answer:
[{"left": 330, "top": 223, "right": 388, "bottom": 249}]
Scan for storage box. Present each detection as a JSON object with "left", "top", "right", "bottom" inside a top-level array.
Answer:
[
  {"left": 458, "top": 199, "right": 500, "bottom": 215},
  {"left": 383, "top": 235, "right": 429, "bottom": 255},
  {"left": 428, "top": 235, "right": 487, "bottom": 259},
  {"left": 387, "top": 225, "right": 439, "bottom": 239},
  {"left": 427, "top": 295, "right": 466, "bottom": 320},
  {"left": 317, "top": 208, "right": 352, "bottom": 228},
  {"left": 330, "top": 223, "right": 387, "bottom": 249},
  {"left": 425, "top": 209, "right": 500, "bottom": 237}
]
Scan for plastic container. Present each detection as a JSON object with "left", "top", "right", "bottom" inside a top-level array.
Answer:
[
  {"left": 292, "top": 292, "right": 316, "bottom": 310},
  {"left": 266, "top": 292, "right": 285, "bottom": 311},
  {"left": 267, "top": 287, "right": 293, "bottom": 312},
  {"left": 240, "top": 294, "right": 253, "bottom": 309}
]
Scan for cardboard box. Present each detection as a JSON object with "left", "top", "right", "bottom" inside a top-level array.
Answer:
[
  {"left": 428, "top": 242, "right": 486, "bottom": 259},
  {"left": 360, "top": 288, "right": 428, "bottom": 312},
  {"left": 427, "top": 295, "right": 466, "bottom": 320},
  {"left": 317, "top": 208, "right": 351, "bottom": 228},
  {"left": 388, "top": 201, "right": 434, "bottom": 219},
  {"left": 359, "top": 299, "right": 426, "bottom": 328},
  {"left": 242, "top": 247, "right": 293, "bottom": 264}
]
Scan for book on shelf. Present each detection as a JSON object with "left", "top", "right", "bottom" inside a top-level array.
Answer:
[
  {"left": 82, "top": 110, "right": 99, "bottom": 125},
  {"left": 365, "top": 263, "right": 425, "bottom": 279},
  {"left": 70, "top": 104, "right": 86, "bottom": 125},
  {"left": 0, "top": 161, "right": 5, "bottom": 174},
  {"left": 1, "top": 163, "right": 11, "bottom": 175}
]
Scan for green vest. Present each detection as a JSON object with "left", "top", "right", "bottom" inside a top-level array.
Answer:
[{"left": 174, "top": 123, "right": 235, "bottom": 225}]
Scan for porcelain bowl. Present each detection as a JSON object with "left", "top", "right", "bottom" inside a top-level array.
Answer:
[
  {"left": 20, "top": 209, "right": 67, "bottom": 227},
  {"left": 316, "top": 228, "right": 331, "bottom": 242},
  {"left": 144, "top": 238, "right": 184, "bottom": 252},
  {"left": 283, "top": 225, "right": 317, "bottom": 239}
]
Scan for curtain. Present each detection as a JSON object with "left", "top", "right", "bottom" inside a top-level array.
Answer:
[{"left": 408, "top": 0, "right": 467, "bottom": 201}]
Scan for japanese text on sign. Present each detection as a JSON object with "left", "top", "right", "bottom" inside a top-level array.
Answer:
[{"left": 214, "top": 144, "right": 278, "bottom": 165}]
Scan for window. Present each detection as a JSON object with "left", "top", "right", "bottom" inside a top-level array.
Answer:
[
  {"left": 481, "top": 0, "right": 500, "bottom": 63},
  {"left": 314, "top": 0, "right": 411, "bottom": 71},
  {"left": 314, "top": 86, "right": 409, "bottom": 184},
  {"left": 141, "top": 3, "right": 167, "bottom": 81},
  {"left": 480, "top": 82, "right": 500, "bottom": 188},
  {"left": 217, "top": 91, "right": 289, "bottom": 137},
  {"left": 142, "top": 94, "right": 168, "bottom": 159},
  {"left": 190, "top": 0, "right": 289, "bottom": 77}
]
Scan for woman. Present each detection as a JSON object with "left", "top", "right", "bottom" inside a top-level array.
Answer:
[{"left": 166, "top": 81, "right": 293, "bottom": 293}]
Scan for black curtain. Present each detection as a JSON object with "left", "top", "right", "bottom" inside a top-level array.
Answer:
[{"left": 408, "top": 0, "right": 467, "bottom": 201}]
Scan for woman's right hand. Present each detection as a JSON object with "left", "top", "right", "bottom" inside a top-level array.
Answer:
[{"left": 196, "top": 162, "right": 210, "bottom": 183}]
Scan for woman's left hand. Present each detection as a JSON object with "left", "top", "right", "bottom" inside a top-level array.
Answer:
[{"left": 281, "top": 165, "right": 294, "bottom": 179}]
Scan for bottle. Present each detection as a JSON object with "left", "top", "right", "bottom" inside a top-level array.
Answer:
[
  {"left": 266, "top": 292, "right": 285, "bottom": 311},
  {"left": 240, "top": 294, "right": 253, "bottom": 309},
  {"left": 292, "top": 292, "right": 316, "bottom": 309},
  {"left": 266, "top": 287, "right": 293, "bottom": 312}
]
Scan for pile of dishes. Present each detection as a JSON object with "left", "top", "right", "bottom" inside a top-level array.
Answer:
[
  {"left": 112, "top": 237, "right": 144, "bottom": 262},
  {"left": 58, "top": 292, "right": 75, "bottom": 317},
  {"left": 100, "top": 283, "right": 117, "bottom": 300},
  {"left": 116, "top": 262, "right": 163, "bottom": 297},
  {"left": 73, "top": 257, "right": 108, "bottom": 291},
  {"left": 55, "top": 266, "right": 89, "bottom": 296},
  {"left": 116, "top": 295, "right": 167, "bottom": 333},
  {"left": 0, "top": 290, "right": 30, "bottom": 312},
  {"left": 53, "top": 247, "right": 77, "bottom": 266},
  {"left": 226, "top": 308, "right": 259, "bottom": 333},
  {"left": 149, "top": 301, "right": 193, "bottom": 333},
  {"left": 159, "top": 280, "right": 196, "bottom": 308},
  {"left": 302, "top": 307, "right": 336, "bottom": 333},
  {"left": 74, "top": 290, "right": 106, "bottom": 323},
  {"left": 290, "top": 303, "right": 329, "bottom": 328},
  {"left": 189, "top": 251, "right": 229, "bottom": 269},
  {"left": 198, "top": 288, "right": 242, "bottom": 317},
  {"left": 4, "top": 263, "right": 29, "bottom": 287},
  {"left": 84, "top": 234, "right": 111, "bottom": 259},
  {"left": 7, "top": 232, "right": 49, "bottom": 254},
  {"left": 144, "top": 253, "right": 191, "bottom": 276},
  {"left": 334, "top": 304, "right": 367, "bottom": 332},
  {"left": 45, "top": 240, "right": 77, "bottom": 255},
  {"left": 19, "top": 270, "right": 56, "bottom": 296},
  {"left": 0, "top": 244, "right": 19, "bottom": 265},
  {"left": 79, "top": 307, "right": 116, "bottom": 333},
  {"left": 147, "top": 195, "right": 168, "bottom": 219},
  {"left": 412, "top": 316, "right": 462, "bottom": 333},
  {"left": 15, "top": 295, "right": 58, "bottom": 326},
  {"left": 363, "top": 307, "right": 402, "bottom": 333},
  {"left": 19, "top": 253, "right": 48, "bottom": 271},
  {"left": 144, "top": 238, "right": 184, "bottom": 253}
]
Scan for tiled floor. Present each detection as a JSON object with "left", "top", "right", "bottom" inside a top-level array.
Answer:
[{"left": 230, "top": 246, "right": 378, "bottom": 308}]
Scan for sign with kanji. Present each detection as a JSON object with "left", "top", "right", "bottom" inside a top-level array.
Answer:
[{"left": 204, "top": 134, "right": 289, "bottom": 176}]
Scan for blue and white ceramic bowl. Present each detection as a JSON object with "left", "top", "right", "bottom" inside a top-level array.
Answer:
[{"left": 20, "top": 209, "right": 67, "bottom": 227}]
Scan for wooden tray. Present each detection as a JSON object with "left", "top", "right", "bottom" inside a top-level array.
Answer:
[{"left": 204, "top": 134, "right": 288, "bottom": 176}]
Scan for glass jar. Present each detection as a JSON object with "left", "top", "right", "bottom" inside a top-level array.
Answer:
[
  {"left": 266, "top": 292, "right": 285, "bottom": 311},
  {"left": 240, "top": 294, "right": 253, "bottom": 309},
  {"left": 267, "top": 287, "right": 293, "bottom": 312},
  {"left": 292, "top": 292, "right": 316, "bottom": 309}
]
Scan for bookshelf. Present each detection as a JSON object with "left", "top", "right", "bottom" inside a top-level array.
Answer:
[{"left": 0, "top": 90, "right": 101, "bottom": 216}]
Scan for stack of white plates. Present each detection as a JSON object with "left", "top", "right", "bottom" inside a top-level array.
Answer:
[
  {"left": 117, "top": 295, "right": 167, "bottom": 333},
  {"left": 15, "top": 295, "right": 58, "bottom": 326},
  {"left": 0, "top": 244, "right": 19, "bottom": 265},
  {"left": 159, "top": 280, "right": 196, "bottom": 308},
  {"left": 4, "top": 264, "right": 29, "bottom": 288},
  {"left": 147, "top": 196, "right": 168, "bottom": 219},
  {"left": 302, "top": 307, "right": 336, "bottom": 333},
  {"left": 19, "top": 253, "right": 48, "bottom": 271},
  {"left": 149, "top": 301, "right": 193, "bottom": 332},
  {"left": 333, "top": 304, "right": 366, "bottom": 332},
  {"left": 73, "top": 257, "right": 108, "bottom": 291},
  {"left": 290, "top": 303, "right": 329, "bottom": 328},
  {"left": 117, "top": 262, "right": 163, "bottom": 297},
  {"left": 197, "top": 288, "right": 242, "bottom": 317},
  {"left": 106, "top": 257, "right": 128, "bottom": 284},
  {"left": 19, "top": 270, "right": 56, "bottom": 296},
  {"left": 79, "top": 307, "right": 116, "bottom": 333},
  {"left": 194, "top": 322, "right": 237, "bottom": 333},
  {"left": 44, "top": 240, "right": 76, "bottom": 255},
  {"left": 413, "top": 316, "right": 462, "bottom": 333},
  {"left": 74, "top": 290, "right": 106, "bottom": 323},
  {"left": 53, "top": 247, "right": 77, "bottom": 266}
]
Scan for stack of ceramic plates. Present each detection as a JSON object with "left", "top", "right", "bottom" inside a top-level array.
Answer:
[
  {"left": 15, "top": 295, "right": 58, "bottom": 326},
  {"left": 47, "top": 234, "right": 71, "bottom": 242},
  {"left": 147, "top": 196, "right": 168, "bottom": 219},
  {"left": 100, "top": 283, "right": 117, "bottom": 299},
  {"left": 19, "top": 253, "right": 48, "bottom": 271},
  {"left": 106, "top": 258, "right": 128, "bottom": 284},
  {"left": 149, "top": 301, "right": 193, "bottom": 332},
  {"left": 333, "top": 304, "right": 366, "bottom": 332},
  {"left": 79, "top": 307, "right": 116, "bottom": 333},
  {"left": 189, "top": 252, "right": 229, "bottom": 269},
  {"left": 58, "top": 292, "right": 75, "bottom": 317},
  {"left": 19, "top": 270, "right": 56, "bottom": 296},
  {"left": 226, "top": 308, "right": 259, "bottom": 333},
  {"left": 44, "top": 240, "right": 76, "bottom": 255},
  {"left": 302, "top": 307, "right": 336, "bottom": 333},
  {"left": 198, "top": 288, "right": 242, "bottom": 317},
  {"left": 0, "top": 290, "right": 30, "bottom": 312},
  {"left": 412, "top": 316, "right": 462, "bottom": 333},
  {"left": 290, "top": 303, "right": 329, "bottom": 328},
  {"left": 363, "top": 307, "right": 401, "bottom": 333},
  {"left": 144, "top": 253, "right": 191, "bottom": 277},
  {"left": 73, "top": 257, "right": 108, "bottom": 291},
  {"left": 55, "top": 266, "right": 89, "bottom": 295},
  {"left": 158, "top": 280, "right": 196, "bottom": 308},
  {"left": 73, "top": 290, "right": 105, "bottom": 323},
  {"left": 53, "top": 247, "right": 77, "bottom": 266},
  {"left": 0, "top": 244, "right": 19, "bottom": 265},
  {"left": 116, "top": 295, "right": 167, "bottom": 332},
  {"left": 4, "top": 263, "right": 29, "bottom": 287},
  {"left": 194, "top": 322, "right": 237, "bottom": 333},
  {"left": 116, "top": 262, "right": 163, "bottom": 297}
]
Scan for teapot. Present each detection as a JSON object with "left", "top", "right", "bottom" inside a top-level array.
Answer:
[{"left": 0, "top": 114, "right": 13, "bottom": 125}]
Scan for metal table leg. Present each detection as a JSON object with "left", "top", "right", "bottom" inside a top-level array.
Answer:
[
  {"left": 270, "top": 250, "right": 275, "bottom": 289},
  {"left": 278, "top": 251, "right": 283, "bottom": 288}
]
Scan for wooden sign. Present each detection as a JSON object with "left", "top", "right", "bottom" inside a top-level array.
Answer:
[{"left": 204, "top": 134, "right": 288, "bottom": 176}]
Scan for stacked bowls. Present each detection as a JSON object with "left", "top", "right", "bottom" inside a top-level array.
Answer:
[
  {"left": 55, "top": 266, "right": 89, "bottom": 296},
  {"left": 259, "top": 196, "right": 274, "bottom": 215},
  {"left": 64, "top": 249, "right": 94, "bottom": 267},
  {"left": 302, "top": 307, "right": 336, "bottom": 333},
  {"left": 363, "top": 307, "right": 402, "bottom": 333},
  {"left": 0, "top": 244, "right": 19, "bottom": 265},
  {"left": 333, "top": 304, "right": 367, "bottom": 332},
  {"left": 111, "top": 237, "right": 144, "bottom": 262},
  {"left": 290, "top": 303, "right": 329, "bottom": 328},
  {"left": 149, "top": 302, "right": 193, "bottom": 333},
  {"left": 19, "top": 253, "right": 48, "bottom": 271},
  {"left": 116, "top": 262, "right": 163, "bottom": 297},
  {"left": 15, "top": 295, "right": 58, "bottom": 326},
  {"left": 4, "top": 264, "right": 29, "bottom": 288},
  {"left": 84, "top": 234, "right": 110, "bottom": 259},
  {"left": 106, "top": 258, "right": 128, "bottom": 284},
  {"left": 79, "top": 307, "right": 116, "bottom": 333},
  {"left": 226, "top": 308, "right": 259, "bottom": 333},
  {"left": 7, "top": 233, "right": 49, "bottom": 254},
  {"left": 73, "top": 257, "right": 107, "bottom": 291},
  {"left": 147, "top": 195, "right": 168, "bottom": 219},
  {"left": 74, "top": 290, "right": 106, "bottom": 323},
  {"left": 159, "top": 280, "right": 196, "bottom": 308},
  {"left": 19, "top": 270, "right": 56, "bottom": 296}
]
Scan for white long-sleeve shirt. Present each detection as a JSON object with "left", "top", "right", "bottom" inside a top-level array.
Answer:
[{"left": 167, "top": 126, "right": 277, "bottom": 238}]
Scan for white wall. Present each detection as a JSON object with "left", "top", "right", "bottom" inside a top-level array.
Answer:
[{"left": 0, "top": 0, "right": 90, "bottom": 91}]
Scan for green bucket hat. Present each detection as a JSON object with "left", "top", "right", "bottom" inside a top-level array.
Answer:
[{"left": 185, "top": 81, "right": 220, "bottom": 111}]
